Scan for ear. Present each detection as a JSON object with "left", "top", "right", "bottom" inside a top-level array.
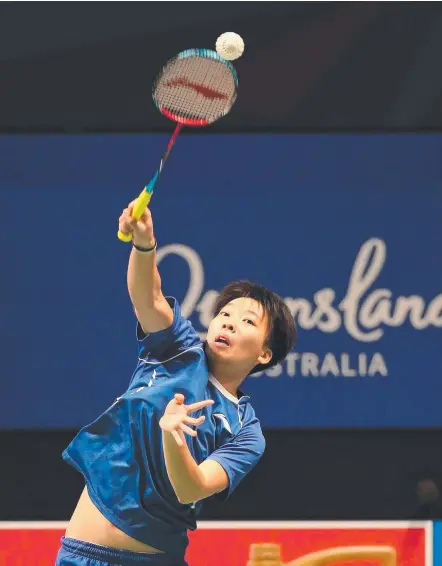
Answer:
[{"left": 257, "top": 347, "right": 272, "bottom": 366}]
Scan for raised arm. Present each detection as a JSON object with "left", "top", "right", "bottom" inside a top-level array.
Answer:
[{"left": 119, "top": 201, "right": 173, "bottom": 333}]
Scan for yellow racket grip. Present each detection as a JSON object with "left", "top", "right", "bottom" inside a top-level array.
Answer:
[
  {"left": 117, "top": 189, "right": 153, "bottom": 242},
  {"left": 132, "top": 189, "right": 152, "bottom": 220}
]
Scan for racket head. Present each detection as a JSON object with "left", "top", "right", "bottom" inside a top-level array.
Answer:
[{"left": 153, "top": 48, "right": 238, "bottom": 127}]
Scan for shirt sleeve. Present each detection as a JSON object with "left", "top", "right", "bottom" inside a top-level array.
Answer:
[
  {"left": 206, "top": 420, "right": 265, "bottom": 501},
  {"left": 136, "top": 297, "right": 200, "bottom": 362}
]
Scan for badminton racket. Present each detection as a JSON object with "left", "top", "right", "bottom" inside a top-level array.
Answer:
[{"left": 118, "top": 48, "right": 238, "bottom": 242}]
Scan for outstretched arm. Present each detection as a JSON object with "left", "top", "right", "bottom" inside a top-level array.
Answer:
[{"left": 119, "top": 201, "right": 173, "bottom": 333}]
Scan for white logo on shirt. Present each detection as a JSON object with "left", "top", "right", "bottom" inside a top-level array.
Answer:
[
  {"left": 213, "top": 413, "right": 232, "bottom": 434},
  {"left": 148, "top": 369, "right": 157, "bottom": 388}
]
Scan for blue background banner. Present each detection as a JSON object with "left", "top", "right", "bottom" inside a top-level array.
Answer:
[
  {"left": 434, "top": 521, "right": 442, "bottom": 566},
  {"left": 2, "top": 134, "right": 441, "bottom": 428}
]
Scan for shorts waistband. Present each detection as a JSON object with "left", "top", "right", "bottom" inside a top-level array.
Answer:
[{"left": 61, "top": 537, "right": 186, "bottom": 565}]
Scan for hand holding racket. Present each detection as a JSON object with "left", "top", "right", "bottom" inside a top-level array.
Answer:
[
  {"left": 117, "top": 48, "right": 238, "bottom": 242},
  {"left": 118, "top": 200, "right": 156, "bottom": 249}
]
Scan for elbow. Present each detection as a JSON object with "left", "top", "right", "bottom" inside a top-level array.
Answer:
[
  {"left": 175, "top": 480, "right": 207, "bottom": 505},
  {"left": 176, "top": 489, "right": 202, "bottom": 505},
  {"left": 177, "top": 495, "right": 195, "bottom": 505}
]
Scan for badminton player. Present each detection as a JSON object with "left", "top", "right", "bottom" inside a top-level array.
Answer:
[{"left": 55, "top": 202, "right": 297, "bottom": 565}]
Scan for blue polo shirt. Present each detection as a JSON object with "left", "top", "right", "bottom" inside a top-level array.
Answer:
[{"left": 63, "top": 297, "right": 265, "bottom": 557}]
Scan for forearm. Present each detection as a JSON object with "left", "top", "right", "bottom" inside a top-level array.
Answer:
[
  {"left": 162, "top": 430, "right": 206, "bottom": 504},
  {"left": 127, "top": 245, "right": 162, "bottom": 310}
]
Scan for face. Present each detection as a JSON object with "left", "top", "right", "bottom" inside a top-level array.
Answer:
[{"left": 206, "top": 297, "right": 272, "bottom": 371}]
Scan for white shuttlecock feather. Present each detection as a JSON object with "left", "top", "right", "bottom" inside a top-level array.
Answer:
[{"left": 216, "top": 32, "right": 244, "bottom": 61}]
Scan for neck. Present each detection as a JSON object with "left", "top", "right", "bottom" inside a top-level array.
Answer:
[{"left": 207, "top": 361, "right": 250, "bottom": 398}]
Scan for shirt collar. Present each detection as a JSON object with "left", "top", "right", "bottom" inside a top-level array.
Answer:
[{"left": 209, "top": 374, "right": 250, "bottom": 404}]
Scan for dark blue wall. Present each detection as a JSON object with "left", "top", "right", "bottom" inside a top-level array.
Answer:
[{"left": 2, "top": 134, "right": 441, "bottom": 428}]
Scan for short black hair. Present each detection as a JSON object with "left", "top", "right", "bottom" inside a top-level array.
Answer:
[{"left": 213, "top": 280, "right": 297, "bottom": 374}]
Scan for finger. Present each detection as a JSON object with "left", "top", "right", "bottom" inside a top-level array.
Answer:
[
  {"left": 120, "top": 207, "right": 135, "bottom": 221},
  {"left": 119, "top": 219, "right": 134, "bottom": 234},
  {"left": 183, "top": 415, "right": 205, "bottom": 426},
  {"left": 179, "top": 423, "right": 197, "bottom": 437},
  {"left": 127, "top": 200, "right": 138, "bottom": 214},
  {"left": 187, "top": 399, "right": 214, "bottom": 413},
  {"left": 174, "top": 394, "right": 185, "bottom": 405},
  {"left": 171, "top": 430, "right": 183, "bottom": 446},
  {"left": 128, "top": 201, "right": 151, "bottom": 219},
  {"left": 138, "top": 208, "right": 151, "bottom": 222},
  {"left": 119, "top": 209, "right": 137, "bottom": 228},
  {"left": 136, "top": 215, "right": 151, "bottom": 229}
]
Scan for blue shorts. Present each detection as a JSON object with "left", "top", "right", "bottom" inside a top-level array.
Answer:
[{"left": 56, "top": 537, "right": 187, "bottom": 566}]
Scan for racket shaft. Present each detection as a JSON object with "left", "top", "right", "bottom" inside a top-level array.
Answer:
[
  {"left": 160, "top": 124, "right": 182, "bottom": 170},
  {"left": 117, "top": 124, "right": 182, "bottom": 243}
]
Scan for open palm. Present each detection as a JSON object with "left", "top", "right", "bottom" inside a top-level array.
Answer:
[{"left": 160, "top": 394, "right": 214, "bottom": 446}]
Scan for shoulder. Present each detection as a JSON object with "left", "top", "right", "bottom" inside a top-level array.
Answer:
[
  {"left": 137, "top": 297, "right": 202, "bottom": 360},
  {"left": 204, "top": 401, "right": 265, "bottom": 500},
  {"left": 236, "top": 401, "right": 265, "bottom": 451},
  {"left": 228, "top": 401, "right": 265, "bottom": 455},
  {"left": 239, "top": 413, "right": 265, "bottom": 453}
]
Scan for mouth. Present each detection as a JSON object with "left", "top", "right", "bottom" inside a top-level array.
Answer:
[{"left": 214, "top": 334, "right": 231, "bottom": 347}]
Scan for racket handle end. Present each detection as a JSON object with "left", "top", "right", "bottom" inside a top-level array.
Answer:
[{"left": 118, "top": 231, "right": 133, "bottom": 243}]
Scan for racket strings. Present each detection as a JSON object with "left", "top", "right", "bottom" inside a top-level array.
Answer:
[
  {"left": 154, "top": 55, "right": 236, "bottom": 124},
  {"left": 157, "top": 60, "right": 229, "bottom": 120}
]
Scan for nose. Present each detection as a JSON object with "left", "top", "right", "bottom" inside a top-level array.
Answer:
[{"left": 222, "top": 322, "right": 235, "bottom": 333}]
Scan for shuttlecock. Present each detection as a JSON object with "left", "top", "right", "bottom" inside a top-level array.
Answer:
[{"left": 215, "top": 32, "right": 244, "bottom": 61}]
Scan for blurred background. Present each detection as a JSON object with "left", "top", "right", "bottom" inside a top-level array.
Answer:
[{"left": 1, "top": 2, "right": 442, "bottom": 564}]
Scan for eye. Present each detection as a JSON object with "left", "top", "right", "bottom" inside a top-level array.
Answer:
[
  {"left": 244, "top": 318, "right": 256, "bottom": 326},
  {"left": 220, "top": 311, "right": 230, "bottom": 317}
]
